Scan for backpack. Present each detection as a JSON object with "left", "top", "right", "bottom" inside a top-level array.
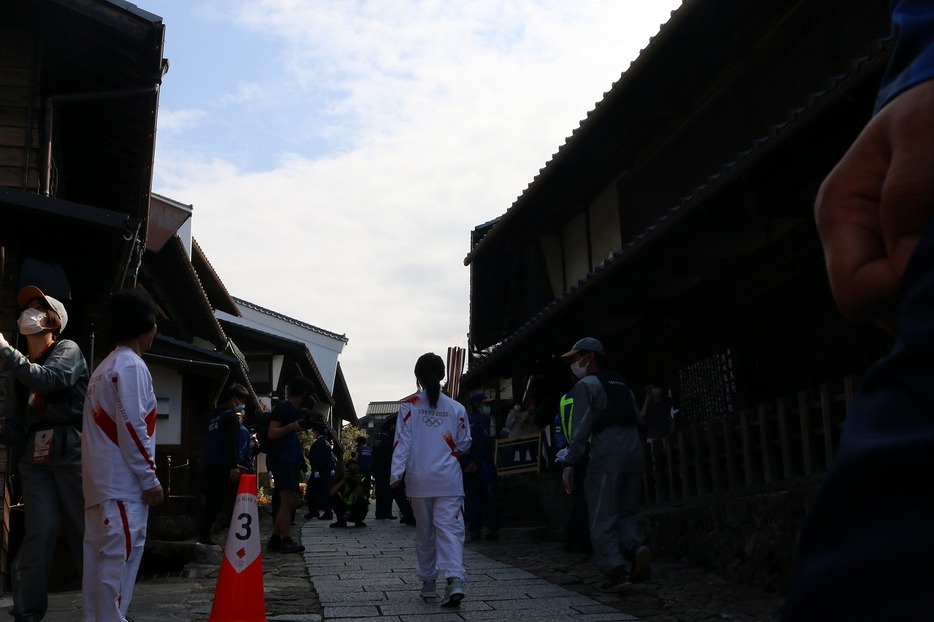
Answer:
[{"left": 594, "top": 371, "right": 646, "bottom": 441}]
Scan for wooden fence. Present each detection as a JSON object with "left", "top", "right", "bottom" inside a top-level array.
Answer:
[{"left": 642, "top": 376, "right": 859, "bottom": 506}]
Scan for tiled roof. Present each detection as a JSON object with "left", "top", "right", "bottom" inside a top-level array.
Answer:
[{"left": 233, "top": 297, "right": 348, "bottom": 344}]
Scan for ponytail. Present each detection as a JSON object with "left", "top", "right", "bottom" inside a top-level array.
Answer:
[{"left": 414, "top": 352, "right": 445, "bottom": 409}]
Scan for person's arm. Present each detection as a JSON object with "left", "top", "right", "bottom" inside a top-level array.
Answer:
[
  {"left": 112, "top": 363, "right": 162, "bottom": 504},
  {"left": 816, "top": 79, "right": 934, "bottom": 328},
  {"left": 390, "top": 406, "right": 412, "bottom": 488},
  {"left": 0, "top": 338, "right": 85, "bottom": 398},
  {"left": 268, "top": 419, "right": 300, "bottom": 439},
  {"left": 562, "top": 379, "right": 600, "bottom": 493},
  {"left": 817, "top": 1, "right": 934, "bottom": 328}
]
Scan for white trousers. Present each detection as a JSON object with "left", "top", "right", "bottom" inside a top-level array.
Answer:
[
  {"left": 82, "top": 499, "right": 149, "bottom": 622},
  {"left": 409, "top": 495, "right": 465, "bottom": 582}
]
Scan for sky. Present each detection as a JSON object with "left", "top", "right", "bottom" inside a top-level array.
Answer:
[{"left": 144, "top": 0, "right": 684, "bottom": 418}]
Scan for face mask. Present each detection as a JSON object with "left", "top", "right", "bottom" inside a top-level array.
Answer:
[
  {"left": 570, "top": 359, "right": 588, "bottom": 379},
  {"left": 479, "top": 405, "right": 491, "bottom": 415},
  {"left": 17, "top": 307, "right": 47, "bottom": 335}
]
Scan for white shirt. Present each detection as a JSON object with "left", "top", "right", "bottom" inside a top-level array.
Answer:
[
  {"left": 82, "top": 346, "right": 160, "bottom": 507},
  {"left": 390, "top": 391, "right": 471, "bottom": 498}
]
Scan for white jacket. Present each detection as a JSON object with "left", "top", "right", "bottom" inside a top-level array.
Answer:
[
  {"left": 82, "top": 346, "right": 160, "bottom": 507},
  {"left": 390, "top": 391, "right": 470, "bottom": 498}
]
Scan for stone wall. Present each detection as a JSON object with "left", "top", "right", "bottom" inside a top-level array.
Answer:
[{"left": 526, "top": 470, "right": 819, "bottom": 595}]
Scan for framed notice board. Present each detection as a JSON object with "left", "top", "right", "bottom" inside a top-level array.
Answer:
[{"left": 495, "top": 433, "right": 541, "bottom": 475}]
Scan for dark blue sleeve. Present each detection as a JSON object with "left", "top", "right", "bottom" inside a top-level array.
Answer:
[{"left": 875, "top": 1, "right": 934, "bottom": 112}]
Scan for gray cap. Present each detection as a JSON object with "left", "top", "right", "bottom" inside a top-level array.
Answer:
[{"left": 560, "top": 337, "right": 604, "bottom": 361}]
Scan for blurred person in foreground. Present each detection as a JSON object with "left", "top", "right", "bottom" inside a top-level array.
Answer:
[
  {"left": 81, "top": 288, "right": 163, "bottom": 622},
  {"left": 391, "top": 352, "right": 471, "bottom": 607},
  {"left": 783, "top": 3, "right": 934, "bottom": 619},
  {"left": 0, "top": 285, "right": 88, "bottom": 622}
]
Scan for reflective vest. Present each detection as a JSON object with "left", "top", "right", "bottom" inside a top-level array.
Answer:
[{"left": 559, "top": 391, "right": 574, "bottom": 442}]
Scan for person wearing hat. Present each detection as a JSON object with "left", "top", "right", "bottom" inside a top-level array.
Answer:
[
  {"left": 304, "top": 419, "right": 335, "bottom": 521},
  {"left": 197, "top": 383, "right": 250, "bottom": 547},
  {"left": 560, "top": 337, "right": 651, "bottom": 594},
  {"left": 0, "top": 285, "right": 88, "bottom": 622},
  {"left": 462, "top": 392, "right": 500, "bottom": 541}
]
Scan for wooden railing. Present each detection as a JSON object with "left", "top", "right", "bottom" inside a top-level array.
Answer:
[{"left": 642, "top": 376, "right": 859, "bottom": 506}]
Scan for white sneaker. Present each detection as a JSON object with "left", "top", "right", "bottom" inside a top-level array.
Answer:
[
  {"left": 440, "top": 577, "right": 465, "bottom": 607},
  {"left": 420, "top": 580, "right": 437, "bottom": 600}
]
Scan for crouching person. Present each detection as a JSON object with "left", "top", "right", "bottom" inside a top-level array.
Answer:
[{"left": 329, "top": 459, "right": 369, "bottom": 528}]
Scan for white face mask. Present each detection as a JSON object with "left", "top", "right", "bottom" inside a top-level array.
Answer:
[
  {"left": 17, "top": 307, "right": 47, "bottom": 335},
  {"left": 570, "top": 358, "right": 589, "bottom": 379},
  {"left": 479, "top": 404, "right": 491, "bottom": 415}
]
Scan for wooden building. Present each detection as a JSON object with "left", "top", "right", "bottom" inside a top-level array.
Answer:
[{"left": 461, "top": 0, "right": 898, "bottom": 585}]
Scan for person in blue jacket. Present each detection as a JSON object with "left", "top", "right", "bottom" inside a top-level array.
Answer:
[
  {"left": 462, "top": 392, "right": 500, "bottom": 541},
  {"left": 198, "top": 383, "right": 249, "bottom": 546},
  {"left": 782, "top": 3, "right": 934, "bottom": 619}
]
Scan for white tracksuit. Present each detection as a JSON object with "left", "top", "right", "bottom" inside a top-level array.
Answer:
[
  {"left": 81, "top": 346, "right": 159, "bottom": 622},
  {"left": 391, "top": 391, "right": 471, "bottom": 582}
]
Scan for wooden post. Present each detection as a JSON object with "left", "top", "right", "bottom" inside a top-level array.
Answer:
[
  {"left": 758, "top": 404, "right": 773, "bottom": 483},
  {"left": 692, "top": 427, "right": 705, "bottom": 496},
  {"left": 844, "top": 375, "right": 859, "bottom": 411},
  {"left": 722, "top": 418, "right": 737, "bottom": 490},
  {"left": 798, "top": 391, "right": 813, "bottom": 475},
  {"left": 707, "top": 424, "right": 722, "bottom": 494},
  {"left": 740, "top": 410, "right": 754, "bottom": 486},
  {"left": 678, "top": 430, "right": 691, "bottom": 498},
  {"left": 777, "top": 398, "right": 792, "bottom": 479},
  {"left": 820, "top": 384, "right": 835, "bottom": 470},
  {"left": 663, "top": 436, "right": 678, "bottom": 501}
]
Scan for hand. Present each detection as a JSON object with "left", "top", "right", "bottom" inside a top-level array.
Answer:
[
  {"left": 815, "top": 79, "right": 934, "bottom": 330},
  {"left": 463, "top": 462, "right": 478, "bottom": 474},
  {"left": 562, "top": 466, "right": 574, "bottom": 494},
  {"left": 143, "top": 484, "right": 164, "bottom": 506},
  {"left": 390, "top": 479, "right": 401, "bottom": 489},
  {"left": 0, "top": 331, "right": 8, "bottom": 350},
  {"left": 229, "top": 468, "right": 241, "bottom": 483}
]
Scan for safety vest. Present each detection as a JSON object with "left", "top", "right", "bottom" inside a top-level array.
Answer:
[{"left": 559, "top": 391, "right": 574, "bottom": 442}]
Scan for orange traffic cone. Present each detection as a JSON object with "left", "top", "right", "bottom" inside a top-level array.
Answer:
[{"left": 207, "top": 474, "right": 266, "bottom": 621}]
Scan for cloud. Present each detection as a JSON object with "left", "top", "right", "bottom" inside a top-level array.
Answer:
[{"left": 151, "top": 0, "right": 682, "bottom": 416}]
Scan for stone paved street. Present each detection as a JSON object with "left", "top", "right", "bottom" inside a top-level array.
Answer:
[{"left": 1, "top": 504, "right": 784, "bottom": 621}]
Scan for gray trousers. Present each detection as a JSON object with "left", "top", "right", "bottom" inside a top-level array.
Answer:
[
  {"left": 584, "top": 471, "right": 644, "bottom": 574},
  {"left": 12, "top": 461, "right": 84, "bottom": 618}
]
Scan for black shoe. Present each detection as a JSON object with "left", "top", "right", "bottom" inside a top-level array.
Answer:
[
  {"left": 354, "top": 520, "right": 367, "bottom": 528},
  {"left": 596, "top": 565, "right": 632, "bottom": 594},
  {"left": 277, "top": 538, "right": 305, "bottom": 553},
  {"left": 470, "top": 532, "right": 482, "bottom": 541},
  {"left": 485, "top": 531, "right": 498, "bottom": 541},
  {"left": 329, "top": 521, "right": 348, "bottom": 528},
  {"left": 629, "top": 545, "right": 653, "bottom": 583},
  {"left": 318, "top": 513, "right": 334, "bottom": 520},
  {"left": 401, "top": 515, "right": 416, "bottom": 526},
  {"left": 267, "top": 535, "right": 282, "bottom": 552},
  {"left": 304, "top": 512, "right": 319, "bottom": 519}
]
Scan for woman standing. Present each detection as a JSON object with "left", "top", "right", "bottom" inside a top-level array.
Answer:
[{"left": 390, "top": 352, "right": 471, "bottom": 607}]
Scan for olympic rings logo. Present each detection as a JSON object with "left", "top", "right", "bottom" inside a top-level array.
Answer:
[{"left": 423, "top": 416, "right": 443, "bottom": 427}]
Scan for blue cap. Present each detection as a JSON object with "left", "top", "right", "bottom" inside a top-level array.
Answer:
[
  {"left": 561, "top": 337, "right": 604, "bottom": 360},
  {"left": 469, "top": 392, "right": 493, "bottom": 405}
]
